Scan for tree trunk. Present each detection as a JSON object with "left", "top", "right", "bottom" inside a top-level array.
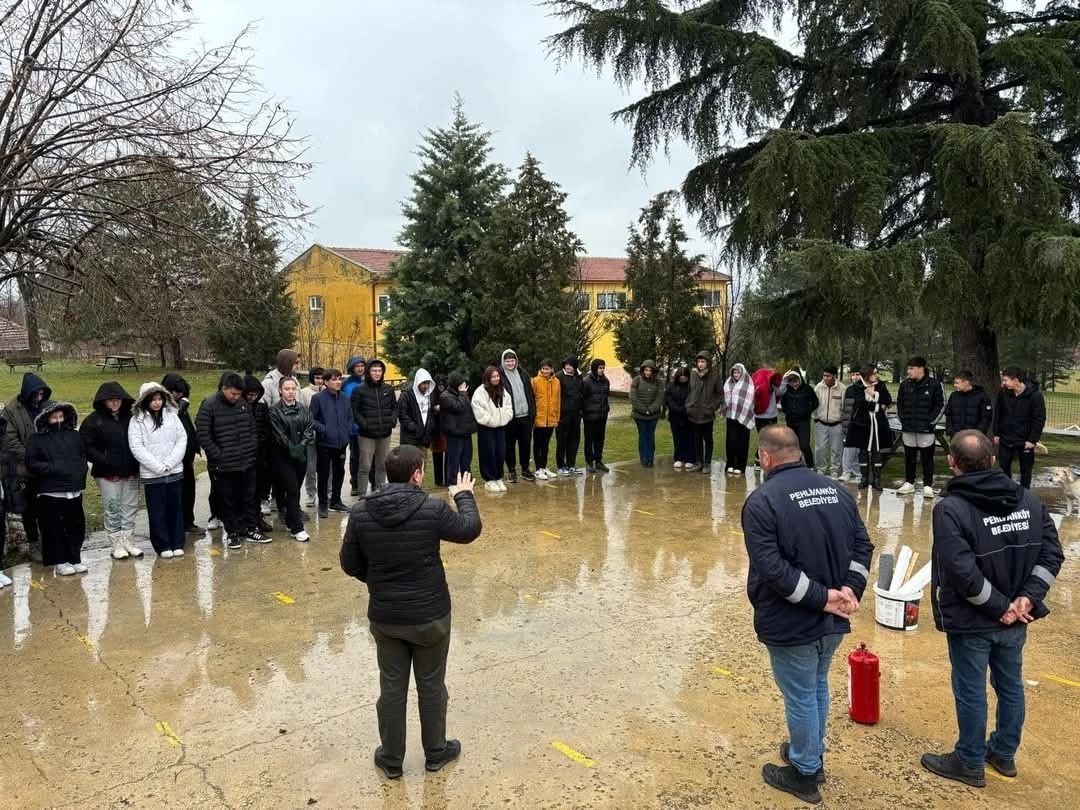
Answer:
[
  {"left": 170, "top": 335, "right": 184, "bottom": 369},
  {"left": 15, "top": 276, "right": 42, "bottom": 355},
  {"left": 158, "top": 343, "right": 166, "bottom": 368},
  {"left": 952, "top": 319, "right": 999, "bottom": 393}
]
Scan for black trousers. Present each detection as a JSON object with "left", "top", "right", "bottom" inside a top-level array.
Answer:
[
  {"left": 789, "top": 419, "right": 814, "bottom": 469},
  {"left": 317, "top": 444, "right": 347, "bottom": 506},
  {"left": 38, "top": 495, "right": 85, "bottom": 566},
  {"left": 583, "top": 418, "right": 607, "bottom": 464},
  {"left": 273, "top": 451, "right": 307, "bottom": 533},
  {"left": 903, "top": 444, "right": 936, "bottom": 487},
  {"left": 211, "top": 468, "right": 256, "bottom": 536},
  {"left": 691, "top": 420, "right": 714, "bottom": 466},
  {"left": 369, "top": 613, "right": 452, "bottom": 767},
  {"left": 431, "top": 450, "right": 447, "bottom": 487},
  {"left": 182, "top": 459, "right": 197, "bottom": 527},
  {"left": 254, "top": 450, "right": 272, "bottom": 502},
  {"left": 21, "top": 479, "right": 41, "bottom": 551},
  {"left": 754, "top": 416, "right": 777, "bottom": 463},
  {"left": 998, "top": 442, "right": 1036, "bottom": 489},
  {"left": 725, "top": 419, "right": 751, "bottom": 471},
  {"left": 504, "top": 415, "right": 533, "bottom": 473},
  {"left": 555, "top": 420, "right": 581, "bottom": 469},
  {"left": 533, "top": 426, "right": 555, "bottom": 470}
]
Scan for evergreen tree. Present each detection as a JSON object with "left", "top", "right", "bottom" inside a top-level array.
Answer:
[
  {"left": 613, "top": 192, "right": 713, "bottom": 378},
  {"left": 548, "top": 2, "right": 1080, "bottom": 391},
  {"left": 474, "top": 153, "right": 586, "bottom": 370},
  {"left": 205, "top": 186, "right": 297, "bottom": 372},
  {"left": 381, "top": 99, "right": 507, "bottom": 379}
]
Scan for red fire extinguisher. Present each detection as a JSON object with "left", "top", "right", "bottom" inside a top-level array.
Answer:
[{"left": 848, "top": 642, "right": 880, "bottom": 725}]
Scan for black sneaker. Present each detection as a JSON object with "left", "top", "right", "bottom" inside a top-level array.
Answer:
[
  {"left": 425, "top": 738, "right": 461, "bottom": 772},
  {"left": 185, "top": 524, "right": 203, "bottom": 534},
  {"left": 986, "top": 749, "right": 1017, "bottom": 778},
  {"left": 521, "top": 469, "right": 535, "bottom": 482},
  {"left": 920, "top": 751, "right": 986, "bottom": 788},
  {"left": 226, "top": 534, "right": 243, "bottom": 550},
  {"left": 780, "top": 742, "right": 826, "bottom": 784},
  {"left": 507, "top": 470, "right": 518, "bottom": 484},
  {"left": 762, "top": 763, "right": 822, "bottom": 804},
  {"left": 257, "top": 519, "right": 273, "bottom": 533},
  {"left": 595, "top": 461, "right": 610, "bottom": 473},
  {"left": 318, "top": 506, "right": 329, "bottom": 519},
  {"left": 329, "top": 502, "right": 350, "bottom": 513},
  {"left": 373, "top": 747, "right": 402, "bottom": 780},
  {"left": 245, "top": 530, "right": 272, "bottom": 544}
]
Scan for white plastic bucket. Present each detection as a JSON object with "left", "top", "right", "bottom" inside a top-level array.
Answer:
[{"left": 873, "top": 585, "right": 920, "bottom": 631}]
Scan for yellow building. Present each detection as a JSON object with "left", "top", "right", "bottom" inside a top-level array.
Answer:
[{"left": 283, "top": 244, "right": 728, "bottom": 390}]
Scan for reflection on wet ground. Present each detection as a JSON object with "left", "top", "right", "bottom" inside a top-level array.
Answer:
[{"left": 0, "top": 466, "right": 1077, "bottom": 808}]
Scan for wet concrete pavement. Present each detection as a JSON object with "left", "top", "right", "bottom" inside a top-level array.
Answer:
[{"left": 1, "top": 465, "right": 1078, "bottom": 808}]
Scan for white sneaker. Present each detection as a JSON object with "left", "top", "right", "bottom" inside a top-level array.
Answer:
[
  {"left": 498, "top": 479, "right": 509, "bottom": 491},
  {"left": 574, "top": 466, "right": 587, "bottom": 475},
  {"left": 544, "top": 468, "right": 557, "bottom": 479},
  {"left": 484, "top": 481, "right": 499, "bottom": 492},
  {"left": 0, "top": 571, "right": 11, "bottom": 587},
  {"left": 160, "top": 550, "right": 174, "bottom": 559},
  {"left": 206, "top": 517, "right": 222, "bottom": 530},
  {"left": 55, "top": 563, "right": 76, "bottom": 576},
  {"left": 897, "top": 482, "right": 916, "bottom": 495},
  {"left": 172, "top": 549, "right": 185, "bottom": 557},
  {"left": 260, "top": 501, "right": 272, "bottom": 516},
  {"left": 292, "top": 530, "right": 310, "bottom": 542},
  {"left": 922, "top": 485, "right": 935, "bottom": 498},
  {"left": 73, "top": 563, "right": 88, "bottom": 573},
  {"left": 673, "top": 462, "right": 683, "bottom": 470},
  {"left": 534, "top": 468, "right": 548, "bottom": 480},
  {"left": 685, "top": 464, "right": 701, "bottom": 472}
]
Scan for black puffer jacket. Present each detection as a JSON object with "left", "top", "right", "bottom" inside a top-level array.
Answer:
[
  {"left": 162, "top": 373, "right": 200, "bottom": 463},
  {"left": 340, "top": 484, "right": 482, "bottom": 624},
  {"left": 556, "top": 367, "right": 583, "bottom": 425},
  {"left": 25, "top": 402, "right": 87, "bottom": 494},
  {"left": 896, "top": 374, "right": 945, "bottom": 434},
  {"left": 80, "top": 382, "right": 139, "bottom": 478},
  {"left": 196, "top": 391, "right": 256, "bottom": 472},
  {"left": 779, "top": 373, "right": 818, "bottom": 424},
  {"left": 944, "top": 386, "right": 993, "bottom": 436},
  {"left": 993, "top": 380, "right": 1046, "bottom": 446},
  {"left": 351, "top": 364, "right": 398, "bottom": 439},
  {"left": 438, "top": 373, "right": 477, "bottom": 437},
  {"left": 582, "top": 362, "right": 610, "bottom": 421},
  {"left": 666, "top": 374, "right": 690, "bottom": 421}
]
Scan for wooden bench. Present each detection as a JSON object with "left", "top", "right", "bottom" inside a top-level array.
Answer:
[
  {"left": 97, "top": 355, "right": 139, "bottom": 373},
  {"left": 5, "top": 354, "right": 45, "bottom": 373}
]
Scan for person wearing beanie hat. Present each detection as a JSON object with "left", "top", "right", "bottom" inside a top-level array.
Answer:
[
  {"left": 554, "top": 357, "right": 584, "bottom": 475},
  {"left": 896, "top": 355, "right": 945, "bottom": 497},
  {"left": 343, "top": 356, "right": 368, "bottom": 495},
  {"left": 582, "top": 359, "right": 611, "bottom": 472}
]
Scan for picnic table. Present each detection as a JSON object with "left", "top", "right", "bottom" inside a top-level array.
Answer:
[{"left": 98, "top": 355, "right": 139, "bottom": 373}]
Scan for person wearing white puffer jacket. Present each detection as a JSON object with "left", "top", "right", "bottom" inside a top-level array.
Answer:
[
  {"left": 471, "top": 366, "right": 513, "bottom": 492},
  {"left": 128, "top": 382, "right": 188, "bottom": 558}
]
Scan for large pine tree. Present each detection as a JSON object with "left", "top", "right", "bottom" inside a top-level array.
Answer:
[
  {"left": 548, "top": 2, "right": 1080, "bottom": 389},
  {"left": 381, "top": 100, "right": 507, "bottom": 379},
  {"left": 474, "top": 153, "right": 587, "bottom": 370},
  {"left": 614, "top": 192, "right": 714, "bottom": 376}
]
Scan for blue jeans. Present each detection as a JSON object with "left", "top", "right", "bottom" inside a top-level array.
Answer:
[
  {"left": 634, "top": 417, "right": 658, "bottom": 464},
  {"left": 947, "top": 626, "right": 1027, "bottom": 767},
  {"left": 445, "top": 434, "right": 473, "bottom": 484},
  {"left": 766, "top": 634, "right": 843, "bottom": 775},
  {"left": 476, "top": 426, "right": 505, "bottom": 482}
]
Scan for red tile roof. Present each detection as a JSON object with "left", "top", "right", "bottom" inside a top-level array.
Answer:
[{"left": 321, "top": 245, "right": 728, "bottom": 283}]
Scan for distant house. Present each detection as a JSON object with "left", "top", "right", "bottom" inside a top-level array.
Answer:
[
  {"left": 0, "top": 316, "right": 30, "bottom": 355},
  {"left": 283, "top": 244, "right": 728, "bottom": 390}
]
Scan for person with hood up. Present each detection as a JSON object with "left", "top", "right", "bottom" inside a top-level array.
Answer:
[
  {"left": 340, "top": 445, "right": 482, "bottom": 780},
  {"left": 531, "top": 360, "right": 561, "bottom": 479},
  {"left": 430, "top": 374, "right": 449, "bottom": 487},
  {"left": 439, "top": 372, "right": 477, "bottom": 485},
  {"left": 500, "top": 349, "right": 537, "bottom": 483},
  {"left": 2, "top": 372, "right": 52, "bottom": 557},
  {"left": 261, "top": 348, "right": 300, "bottom": 408},
  {"left": 582, "top": 359, "right": 611, "bottom": 473},
  {"left": 398, "top": 368, "right": 438, "bottom": 452},
  {"left": 26, "top": 401, "right": 87, "bottom": 575},
  {"left": 351, "top": 358, "right": 399, "bottom": 495},
  {"left": 471, "top": 366, "right": 513, "bottom": 491},
  {"left": 300, "top": 367, "right": 325, "bottom": 506},
  {"left": 752, "top": 367, "right": 785, "bottom": 469},
  {"left": 129, "top": 382, "right": 188, "bottom": 557},
  {"left": 243, "top": 374, "right": 274, "bottom": 528},
  {"left": 723, "top": 363, "right": 756, "bottom": 475},
  {"left": 993, "top": 366, "right": 1046, "bottom": 489},
  {"left": 342, "top": 356, "right": 367, "bottom": 496},
  {"left": 845, "top": 365, "right": 892, "bottom": 491},
  {"left": 944, "top": 370, "right": 993, "bottom": 438},
  {"left": 779, "top": 369, "right": 819, "bottom": 469},
  {"left": 162, "top": 373, "right": 201, "bottom": 533},
  {"left": 80, "top": 382, "right": 143, "bottom": 560},
  {"left": 666, "top": 366, "right": 695, "bottom": 469},
  {"left": 310, "top": 369, "right": 353, "bottom": 518},
  {"left": 895, "top": 356, "right": 946, "bottom": 498},
  {"left": 554, "top": 357, "right": 584, "bottom": 476},
  {"left": 920, "top": 430, "right": 1063, "bottom": 788},
  {"left": 630, "top": 360, "right": 664, "bottom": 467},
  {"left": 685, "top": 351, "right": 724, "bottom": 473},
  {"left": 270, "top": 377, "right": 315, "bottom": 542}
]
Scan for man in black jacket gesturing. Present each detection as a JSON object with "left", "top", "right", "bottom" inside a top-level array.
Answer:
[
  {"left": 921, "top": 430, "right": 1063, "bottom": 788},
  {"left": 992, "top": 366, "right": 1047, "bottom": 489},
  {"left": 340, "top": 445, "right": 481, "bottom": 780}
]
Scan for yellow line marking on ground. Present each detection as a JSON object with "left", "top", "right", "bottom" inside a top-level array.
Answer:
[
  {"left": 29, "top": 579, "right": 43, "bottom": 591},
  {"left": 541, "top": 483, "right": 558, "bottom": 489},
  {"left": 155, "top": 722, "right": 183, "bottom": 746},
  {"left": 634, "top": 509, "right": 655, "bottom": 516},
  {"left": 523, "top": 593, "right": 545, "bottom": 605},
  {"left": 207, "top": 548, "right": 221, "bottom": 556},
  {"left": 729, "top": 530, "right": 743, "bottom": 536},
  {"left": 612, "top": 468, "right": 628, "bottom": 474},
  {"left": 1044, "top": 673, "right": 1080, "bottom": 688},
  {"left": 76, "top": 635, "right": 96, "bottom": 651},
  {"left": 711, "top": 666, "right": 746, "bottom": 682},
  {"left": 271, "top": 592, "right": 296, "bottom": 605},
  {"left": 551, "top": 741, "right": 596, "bottom": 767},
  {"left": 986, "top": 769, "right": 1015, "bottom": 783},
  {"left": 540, "top": 530, "right": 561, "bottom": 539}
]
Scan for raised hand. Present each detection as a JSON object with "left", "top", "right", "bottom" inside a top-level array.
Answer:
[{"left": 448, "top": 471, "right": 474, "bottom": 497}]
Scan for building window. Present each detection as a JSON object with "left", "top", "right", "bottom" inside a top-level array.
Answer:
[
  {"left": 377, "top": 294, "right": 391, "bottom": 315},
  {"left": 700, "top": 289, "right": 723, "bottom": 309},
  {"left": 308, "top": 295, "right": 323, "bottom": 312},
  {"left": 596, "top": 292, "right": 627, "bottom": 311},
  {"left": 574, "top": 292, "right": 590, "bottom": 311}
]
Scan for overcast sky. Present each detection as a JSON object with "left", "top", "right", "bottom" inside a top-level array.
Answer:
[{"left": 191, "top": 0, "right": 710, "bottom": 260}]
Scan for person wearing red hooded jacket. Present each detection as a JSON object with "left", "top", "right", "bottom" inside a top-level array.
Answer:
[{"left": 752, "top": 367, "right": 785, "bottom": 468}]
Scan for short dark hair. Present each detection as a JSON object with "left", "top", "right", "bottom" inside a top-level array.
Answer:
[
  {"left": 954, "top": 369, "right": 973, "bottom": 382},
  {"left": 949, "top": 429, "right": 995, "bottom": 473},
  {"left": 860, "top": 364, "right": 877, "bottom": 379},
  {"left": 1001, "top": 366, "right": 1025, "bottom": 381},
  {"left": 385, "top": 445, "right": 424, "bottom": 483},
  {"left": 308, "top": 366, "right": 325, "bottom": 384},
  {"left": 758, "top": 424, "right": 801, "bottom": 457},
  {"left": 822, "top": 365, "right": 838, "bottom": 375},
  {"left": 221, "top": 372, "right": 244, "bottom": 391},
  {"left": 325, "top": 368, "right": 342, "bottom": 379},
  {"left": 907, "top": 356, "right": 927, "bottom": 368}
]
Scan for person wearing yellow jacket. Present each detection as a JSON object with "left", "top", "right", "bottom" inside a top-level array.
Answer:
[{"left": 531, "top": 360, "right": 561, "bottom": 480}]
